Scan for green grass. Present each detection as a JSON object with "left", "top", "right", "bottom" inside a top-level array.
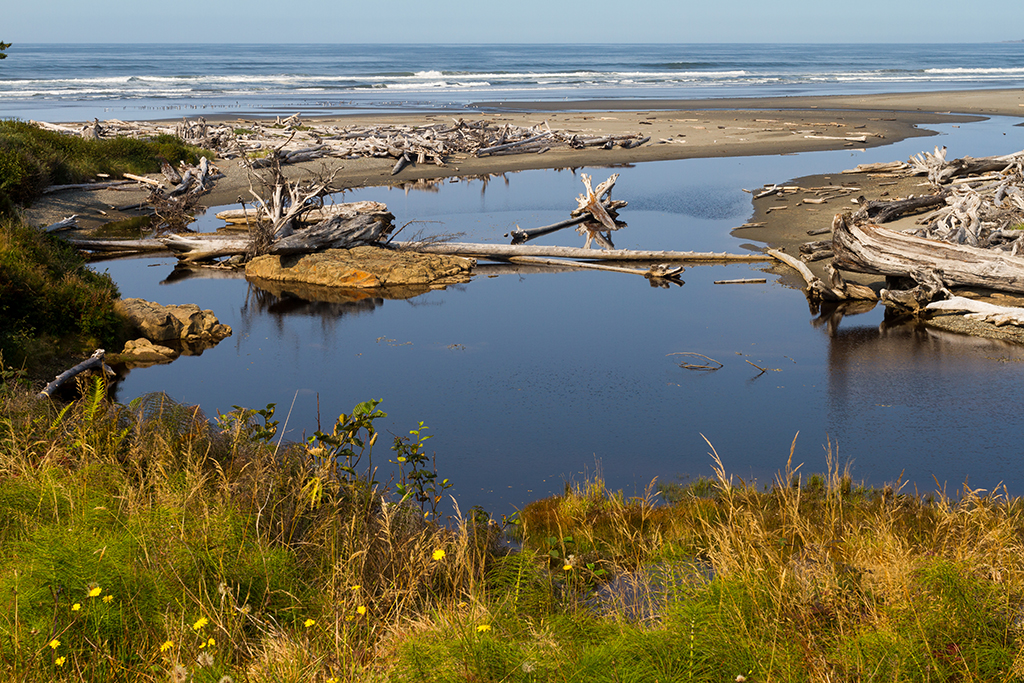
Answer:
[
  {"left": 0, "top": 119, "right": 210, "bottom": 214},
  {"left": 0, "top": 119, "right": 216, "bottom": 373},
  {"left": 0, "top": 217, "right": 123, "bottom": 371},
  {"left": 4, "top": 377, "right": 1024, "bottom": 681}
]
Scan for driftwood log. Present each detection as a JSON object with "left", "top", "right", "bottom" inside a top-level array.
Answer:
[
  {"left": 38, "top": 349, "right": 114, "bottom": 399},
  {"left": 832, "top": 212, "right": 1024, "bottom": 294},
  {"left": 162, "top": 212, "right": 393, "bottom": 262},
  {"left": 395, "top": 241, "right": 770, "bottom": 263}
]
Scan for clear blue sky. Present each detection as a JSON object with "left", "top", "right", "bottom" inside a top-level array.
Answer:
[{"left": 3, "top": 0, "right": 1022, "bottom": 44}]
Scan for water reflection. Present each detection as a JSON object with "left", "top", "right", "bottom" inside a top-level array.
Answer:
[{"left": 99, "top": 116, "right": 1024, "bottom": 512}]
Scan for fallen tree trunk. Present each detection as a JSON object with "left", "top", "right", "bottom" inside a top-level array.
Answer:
[
  {"left": 394, "top": 241, "right": 769, "bottom": 263},
  {"left": 927, "top": 296, "right": 1024, "bottom": 326},
  {"left": 832, "top": 212, "right": 1024, "bottom": 293},
  {"left": 855, "top": 191, "right": 950, "bottom": 223},
  {"left": 161, "top": 212, "right": 393, "bottom": 261},
  {"left": 38, "top": 349, "right": 113, "bottom": 399}
]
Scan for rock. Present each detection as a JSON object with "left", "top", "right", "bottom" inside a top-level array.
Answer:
[
  {"left": 119, "top": 338, "right": 179, "bottom": 365},
  {"left": 244, "top": 245, "right": 475, "bottom": 290},
  {"left": 114, "top": 298, "right": 232, "bottom": 343}
]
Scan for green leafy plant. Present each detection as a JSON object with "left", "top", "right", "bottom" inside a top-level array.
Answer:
[{"left": 392, "top": 422, "right": 452, "bottom": 519}]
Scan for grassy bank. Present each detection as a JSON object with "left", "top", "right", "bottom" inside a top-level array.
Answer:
[
  {"left": 3, "top": 375, "right": 1024, "bottom": 681},
  {"left": 0, "top": 120, "right": 211, "bottom": 375}
]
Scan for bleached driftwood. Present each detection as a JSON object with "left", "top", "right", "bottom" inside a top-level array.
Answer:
[
  {"left": 767, "top": 248, "right": 875, "bottom": 302},
  {"left": 926, "top": 296, "right": 1024, "bottom": 326},
  {"left": 832, "top": 212, "right": 1024, "bottom": 294},
  {"left": 572, "top": 173, "right": 627, "bottom": 249},
  {"left": 396, "top": 241, "right": 770, "bottom": 263},
  {"left": 42, "top": 216, "right": 79, "bottom": 233},
  {"left": 38, "top": 349, "right": 114, "bottom": 399},
  {"left": 161, "top": 212, "right": 393, "bottom": 262},
  {"left": 215, "top": 201, "right": 388, "bottom": 226}
]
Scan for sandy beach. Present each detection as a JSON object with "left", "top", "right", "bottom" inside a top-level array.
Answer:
[{"left": 24, "top": 88, "right": 1024, "bottom": 250}]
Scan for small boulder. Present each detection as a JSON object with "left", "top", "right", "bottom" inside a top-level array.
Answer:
[
  {"left": 119, "top": 338, "right": 178, "bottom": 365},
  {"left": 115, "top": 298, "right": 232, "bottom": 343}
]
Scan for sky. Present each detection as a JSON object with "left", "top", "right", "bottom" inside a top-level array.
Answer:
[{"left": 3, "top": 0, "right": 1022, "bottom": 44}]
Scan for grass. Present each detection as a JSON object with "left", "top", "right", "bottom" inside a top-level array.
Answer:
[
  {"left": 0, "top": 119, "right": 210, "bottom": 215},
  {"left": 3, "top": 376, "right": 1024, "bottom": 682},
  {"left": 0, "top": 119, "right": 214, "bottom": 374},
  {"left": 0, "top": 216, "right": 123, "bottom": 373}
]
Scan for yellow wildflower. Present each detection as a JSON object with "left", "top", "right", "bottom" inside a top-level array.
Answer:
[
  {"left": 345, "top": 615, "right": 354, "bottom": 622},
  {"left": 49, "top": 638, "right": 61, "bottom": 649},
  {"left": 71, "top": 603, "right": 81, "bottom": 611},
  {"left": 327, "top": 678, "right": 339, "bottom": 683},
  {"left": 55, "top": 656, "right": 66, "bottom": 667},
  {"left": 304, "top": 618, "right": 316, "bottom": 628},
  {"left": 192, "top": 616, "right": 208, "bottom": 631},
  {"left": 350, "top": 585, "right": 361, "bottom": 591},
  {"left": 102, "top": 594, "right": 113, "bottom": 604},
  {"left": 357, "top": 605, "right": 366, "bottom": 616},
  {"left": 432, "top": 548, "right": 445, "bottom": 561},
  {"left": 160, "top": 640, "right": 174, "bottom": 653},
  {"left": 476, "top": 624, "right": 491, "bottom": 633},
  {"left": 207, "top": 637, "right": 215, "bottom": 647},
  {"left": 563, "top": 563, "right": 573, "bottom": 571},
  {"left": 88, "top": 586, "right": 102, "bottom": 598}
]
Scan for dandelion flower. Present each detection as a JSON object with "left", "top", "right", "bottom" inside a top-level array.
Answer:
[
  {"left": 304, "top": 618, "right": 316, "bottom": 628},
  {"left": 207, "top": 637, "right": 215, "bottom": 647},
  {"left": 55, "top": 656, "right": 66, "bottom": 667},
  {"left": 432, "top": 548, "right": 445, "bottom": 561},
  {"left": 327, "top": 678, "right": 339, "bottom": 683},
  {"left": 49, "top": 638, "right": 61, "bottom": 650},
  {"left": 192, "top": 616, "right": 208, "bottom": 631},
  {"left": 350, "top": 585, "right": 361, "bottom": 591},
  {"left": 88, "top": 586, "right": 102, "bottom": 598},
  {"left": 357, "top": 605, "right": 366, "bottom": 616},
  {"left": 563, "top": 563, "right": 573, "bottom": 571},
  {"left": 160, "top": 640, "right": 174, "bottom": 653},
  {"left": 476, "top": 624, "right": 491, "bottom": 633},
  {"left": 71, "top": 603, "right": 81, "bottom": 611},
  {"left": 102, "top": 594, "right": 113, "bottom": 604}
]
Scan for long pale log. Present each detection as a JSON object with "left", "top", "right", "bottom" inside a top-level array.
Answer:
[
  {"left": 832, "top": 213, "right": 1024, "bottom": 294},
  {"left": 43, "top": 180, "right": 135, "bottom": 194},
  {"left": 38, "top": 349, "right": 113, "bottom": 399},
  {"left": 926, "top": 296, "right": 1024, "bottom": 326},
  {"left": 394, "top": 241, "right": 768, "bottom": 263},
  {"left": 215, "top": 201, "right": 388, "bottom": 225}
]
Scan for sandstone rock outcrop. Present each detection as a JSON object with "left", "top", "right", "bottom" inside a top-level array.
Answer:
[
  {"left": 114, "top": 298, "right": 232, "bottom": 343},
  {"left": 244, "top": 246, "right": 474, "bottom": 290}
]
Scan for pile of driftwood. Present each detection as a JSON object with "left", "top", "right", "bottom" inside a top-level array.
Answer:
[
  {"left": 761, "top": 145, "right": 1024, "bottom": 322},
  {"left": 33, "top": 114, "right": 650, "bottom": 176}
]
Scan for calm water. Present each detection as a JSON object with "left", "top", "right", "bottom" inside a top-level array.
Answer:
[
  {"left": 4, "top": 43, "right": 1024, "bottom": 122},
  {"left": 97, "top": 115, "right": 1024, "bottom": 514}
]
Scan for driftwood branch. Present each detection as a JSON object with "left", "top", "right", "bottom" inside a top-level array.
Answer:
[{"left": 38, "top": 349, "right": 113, "bottom": 399}]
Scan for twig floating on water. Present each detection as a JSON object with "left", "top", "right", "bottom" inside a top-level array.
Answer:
[
  {"left": 714, "top": 278, "right": 767, "bottom": 285},
  {"left": 668, "top": 352, "right": 723, "bottom": 371}
]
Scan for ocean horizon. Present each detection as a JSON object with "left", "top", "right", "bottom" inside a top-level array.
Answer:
[{"left": 3, "top": 42, "right": 1024, "bottom": 122}]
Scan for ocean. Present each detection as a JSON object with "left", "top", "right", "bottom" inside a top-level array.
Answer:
[{"left": 2, "top": 42, "right": 1024, "bottom": 122}]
